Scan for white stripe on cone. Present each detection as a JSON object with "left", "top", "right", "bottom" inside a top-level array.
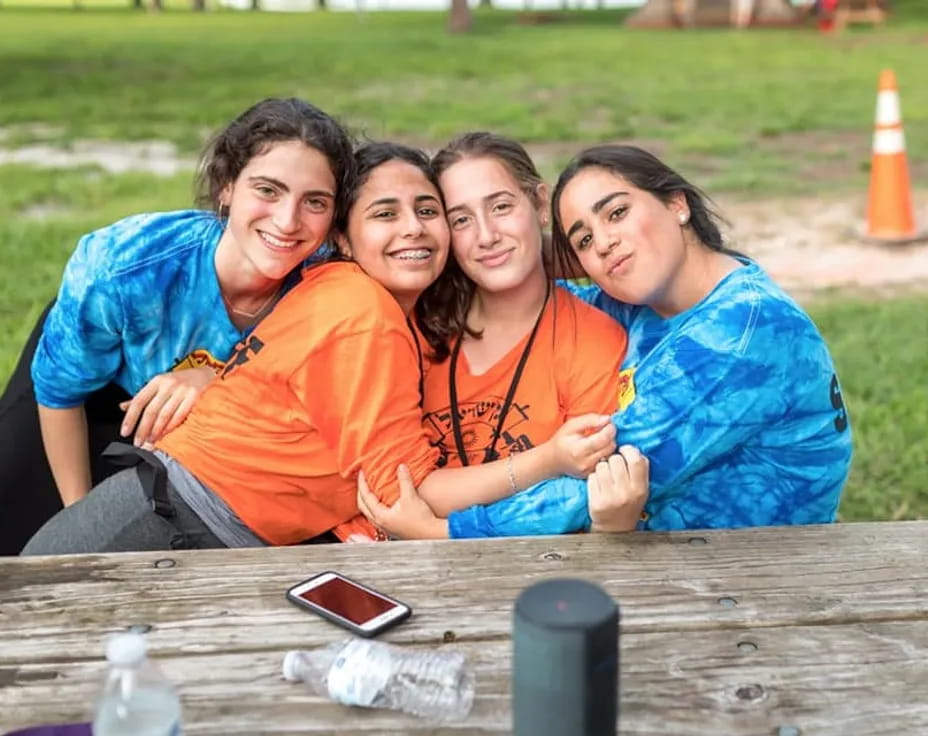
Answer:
[
  {"left": 875, "top": 90, "right": 901, "bottom": 127},
  {"left": 873, "top": 128, "right": 906, "bottom": 155}
]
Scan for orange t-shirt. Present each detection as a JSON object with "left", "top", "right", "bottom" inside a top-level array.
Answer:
[
  {"left": 422, "top": 286, "right": 627, "bottom": 468},
  {"left": 158, "top": 262, "right": 438, "bottom": 545}
]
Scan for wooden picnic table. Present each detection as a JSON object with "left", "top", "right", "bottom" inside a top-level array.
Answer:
[{"left": 2, "top": 521, "right": 927, "bottom": 734}]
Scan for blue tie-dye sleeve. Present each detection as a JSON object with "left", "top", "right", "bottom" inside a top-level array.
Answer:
[
  {"left": 447, "top": 343, "right": 762, "bottom": 538},
  {"left": 447, "top": 478, "right": 592, "bottom": 538},
  {"left": 556, "top": 279, "right": 602, "bottom": 306},
  {"left": 557, "top": 279, "right": 631, "bottom": 328},
  {"left": 31, "top": 234, "right": 125, "bottom": 408}
]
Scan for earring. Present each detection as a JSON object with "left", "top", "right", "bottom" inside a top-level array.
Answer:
[{"left": 679, "top": 212, "right": 689, "bottom": 225}]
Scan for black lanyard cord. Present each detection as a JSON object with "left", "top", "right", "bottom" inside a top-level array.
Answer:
[{"left": 449, "top": 283, "right": 551, "bottom": 466}]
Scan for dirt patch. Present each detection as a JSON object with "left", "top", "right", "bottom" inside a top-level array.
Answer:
[
  {"left": 720, "top": 190, "right": 928, "bottom": 299},
  {"left": 0, "top": 139, "right": 194, "bottom": 176}
]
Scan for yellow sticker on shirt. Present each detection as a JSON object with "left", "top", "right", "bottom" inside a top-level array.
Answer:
[
  {"left": 173, "top": 348, "right": 224, "bottom": 374},
  {"left": 617, "top": 368, "right": 636, "bottom": 412}
]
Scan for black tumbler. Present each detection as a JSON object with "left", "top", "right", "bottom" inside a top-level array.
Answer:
[{"left": 512, "top": 578, "right": 619, "bottom": 736}]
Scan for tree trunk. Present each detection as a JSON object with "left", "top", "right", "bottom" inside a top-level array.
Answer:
[
  {"left": 317, "top": 0, "right": 327, "bottom": 9},
  {"left": 251, "top": 0, "right": 260, "bottom": 9},
  {"left": 192, "top": 0, "right": 206, "bottom": 10},
  {"left": 133, "top": 0, "right": 143, "bottom": 8},
  {"left": 149, "top": 0, "right": 163, "bottom": 11},
  {"left": 478, "top": 0, "right": 491, "bottom": 8},
  {"left": 448, "top": 0, "right": 472, "bottom": 32}
]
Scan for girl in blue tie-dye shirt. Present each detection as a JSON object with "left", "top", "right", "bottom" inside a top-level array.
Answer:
[{"left": 0, "top": 98, "right": 355, "bottom": 555}]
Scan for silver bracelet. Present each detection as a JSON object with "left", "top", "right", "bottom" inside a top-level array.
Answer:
[{"left": 507, "top": 454, "right": 519, "bottom": 492}]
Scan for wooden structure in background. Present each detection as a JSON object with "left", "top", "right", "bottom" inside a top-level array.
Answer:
[
  {"left": 626, "top": 0, "right": 796, "bottom": 27},
  {"left": 834, "top": 0, "right": 887, "bottom": 29}
]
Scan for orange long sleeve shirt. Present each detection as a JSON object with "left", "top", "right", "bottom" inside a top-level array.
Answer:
[{"left": 158, "top": 262, "right": 438, "bottom": 545}]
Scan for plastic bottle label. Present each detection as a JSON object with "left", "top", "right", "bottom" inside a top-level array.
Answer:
[{"left": 326, "top": 639, "right": 393, "bottom": 707}]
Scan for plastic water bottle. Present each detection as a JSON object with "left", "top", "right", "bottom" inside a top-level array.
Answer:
[
  {"left": 92, "top": 632, "right": 182, "bottom": 736},
  {"left": 282, "top": 638, "right": 474, "bottom": 722}
]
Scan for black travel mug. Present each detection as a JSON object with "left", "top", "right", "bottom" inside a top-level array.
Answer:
[{"left": 512, "top": 578, "right": 619, "bottom": 736}]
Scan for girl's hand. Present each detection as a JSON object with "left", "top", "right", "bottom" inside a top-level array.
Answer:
[
  {"left": 587, "top": 445, "right": 649, "bottom": 533},
  {"left": 119, "top": 366, "right": 216, "bottom": 447},
  {"left": 546, "top": 414, "right": 617, "bottom": 478},
  {"left": 356, "top": 465, "right": 449, "bottom": 540}
]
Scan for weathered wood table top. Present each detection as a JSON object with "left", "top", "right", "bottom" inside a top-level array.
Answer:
[{"left": 2, "top": 521, "right": 927, "bottom": 735}]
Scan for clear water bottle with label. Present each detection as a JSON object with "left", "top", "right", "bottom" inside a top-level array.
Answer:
[
  {"left": 282, "top": 638, "right": 474, "bottom": 722},
  {"left": 92, "top": 632, "right": 182, "bottom": 736}
]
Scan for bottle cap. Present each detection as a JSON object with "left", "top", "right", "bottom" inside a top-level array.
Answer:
[
  {"left": 104, "top": 632, "right": 147, "bottom": 666},
  {"left": 281, "top": 650, "right": 302, "bottom": 682}
]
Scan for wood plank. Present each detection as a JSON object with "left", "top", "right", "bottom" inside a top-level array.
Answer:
[
  {"left": 3, "top": 620, "right": 927, "bottom": 734},
  {"left": 3, "top": 523, "right": 926, "bottom": 733},
  {"left": 2, "top": 523, "right": 926, "bottom": 665}
]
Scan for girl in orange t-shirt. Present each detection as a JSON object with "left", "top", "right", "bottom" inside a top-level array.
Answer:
[{"left": 358, "top": 133, "right": 641, "bottom": 539}]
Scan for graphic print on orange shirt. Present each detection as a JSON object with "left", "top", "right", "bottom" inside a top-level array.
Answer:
[{"left": 424, "top": 395, "right": 536, "bottom": 467}]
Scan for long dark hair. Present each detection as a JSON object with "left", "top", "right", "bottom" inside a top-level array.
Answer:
[
  {"left": 418, "top": 132, "right": 548, "bottom": 362},
  {"left": 333, "top": 141, "right": 450, "bottom": 360},
  {"left": 550, "top": 145, "right": 734, "bottom": 282},
  {"left": 195, "top": 97, "right": 356, "bottom": 228}
]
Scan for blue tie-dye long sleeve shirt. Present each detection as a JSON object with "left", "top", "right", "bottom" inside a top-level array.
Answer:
[
  {"left": 447, "top": 260, "right": 853, "bottom": 537},
  {"left": 32, "top": 210, "right": 245, "bottom": 408}
]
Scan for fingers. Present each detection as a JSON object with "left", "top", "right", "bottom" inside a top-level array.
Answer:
[
  {"left": 132, "top": 386, "right": 179, "bottom": 446},
  {"left": 144, "top": 391, "right": 187, "bottom": 445},
  {"left": 122, "top": 370, "right": 214, "bottom": 446},
  {"left": 396, "top": 464, "right": 417, "bottom": 500},
  {"left": 617, "top": 445, "right": 647, "bottom": 482},
  {"left": 597, "top": 454, "right": 618, "bottom": 489},
  {"left": 586, "top": 469, "right": 600, "bottom": 500},
  {"left": 587, "top": 446, "right": 649, "bottom": 533},
  {"left": 587, "top": 422, "right": 617, "bottom": 455},
  {"left": 618, "top": 445, "right": 649, "bottom": 502},
  {"left": 120, "top": 381, "right": 159, "bottom": 438},
  {"left": 160, "top": 392, "right": 199, "bottom": 438},
  {"left": 356, "top": 470, "right": 378, "bottom": 522}
]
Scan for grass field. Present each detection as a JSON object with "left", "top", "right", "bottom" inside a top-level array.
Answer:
[
  {"left": 1, "top": 2, "right": 926, "bottom": 522},
  {"left": 3, "top": 4, "right": 928, "bottom": 191}
]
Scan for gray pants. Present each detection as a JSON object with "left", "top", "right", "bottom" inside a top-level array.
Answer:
[{"left": 21, "top": 467, "right": 226, "bottom": 555}]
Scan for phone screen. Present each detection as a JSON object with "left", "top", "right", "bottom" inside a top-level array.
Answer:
[{"left": 296, "top": 576, "right": 398, "bottom": 625}]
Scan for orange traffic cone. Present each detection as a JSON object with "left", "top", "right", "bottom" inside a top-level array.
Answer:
[{"left": 865, "top": 70, "right": 925, "bottom": 243}]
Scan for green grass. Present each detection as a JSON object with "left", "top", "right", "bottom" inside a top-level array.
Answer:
[
  {"left": 2, "top": 7, "right": 928, "bottom": 192},
  {"left": 0, "top": 7, "right": 926, "bottom": 522},
  {"left": 809, "top": 293, "right": 928, "bottom": 522}
]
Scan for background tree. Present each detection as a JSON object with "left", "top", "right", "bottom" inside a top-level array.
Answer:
[{"left": 449, "top": 0, "right": 472, "bottom": 32}]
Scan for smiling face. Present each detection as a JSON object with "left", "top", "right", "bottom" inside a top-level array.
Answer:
[
  {"left": 219, "top": 139, "right": 337, "bottom": 284},
  {"left": 439, "top": 156, "right": 547, "bottom": 296},
  {"left": 342, "top": 159, "right": 450, "bottom": 313},
  {"left": 558, "top": 166, "right": 688, "bottom": 311}
]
